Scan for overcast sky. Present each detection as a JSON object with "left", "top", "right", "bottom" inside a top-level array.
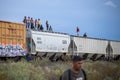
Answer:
[{"left": 0, "top": 0, "right": 120, "bottom": 40}]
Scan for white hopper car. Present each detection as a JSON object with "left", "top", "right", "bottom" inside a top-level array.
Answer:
[
  {"left": 27, "top": 30, "right": 120, "bottom": 60},
  {"left": 26, "top": 30, "right": 70, "bottom": 60}
]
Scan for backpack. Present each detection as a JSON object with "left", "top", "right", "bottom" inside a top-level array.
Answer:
[{"left": 60, "top": 69, "right": 87, "bottom": 80}]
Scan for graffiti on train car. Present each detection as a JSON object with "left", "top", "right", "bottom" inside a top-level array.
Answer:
[{"left": 0, "top": 43, "right": 27, "bottom": 57}]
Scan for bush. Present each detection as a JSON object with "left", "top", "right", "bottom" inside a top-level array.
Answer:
[
  {"left": 0, "top": 58, "right": 120, "bottom": 80},
  {"left": 0, "top": 59, "right": 47, "bottom": 80}
]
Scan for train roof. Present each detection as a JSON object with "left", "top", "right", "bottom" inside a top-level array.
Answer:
[
  {"left": 31, "top": 30, "right": 120, "bottom": 42},
  {"left": 71, "top": 35, "right": 120, "bottom": 42},
  {"left": 0, "top": 20, "right": 25, "bottom": 25},
  {"left": 31, "top": 30, "right": 69, "bottom": 35}
]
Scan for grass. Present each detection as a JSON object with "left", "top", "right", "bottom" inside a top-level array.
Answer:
[{"left": 0, "top": 58, "right": 120, "bottom": 80}]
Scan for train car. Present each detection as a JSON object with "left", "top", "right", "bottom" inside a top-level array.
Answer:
[
  {"left": 26, "top": 30, "right": 71, "bottom": 59},
  {"left": 70, "top": 36, "right": 109, "bottom": 60},
  {"left": 0, "top": 20, "right": 27, "bottom": 57}
]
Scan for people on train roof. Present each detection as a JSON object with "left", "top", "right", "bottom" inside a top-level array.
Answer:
[{"left": 23, "top": 16, "right": 53, "bottom": 32}]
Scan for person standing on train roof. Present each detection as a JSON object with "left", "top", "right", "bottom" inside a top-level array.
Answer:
[
  {"left": 60, "top": 56, "right": 87, "bottom": 80},
  {"left": 30, "top": 18, "right": 34, "bottom": 29},
  {"left": 76, "top": 27, "right": 80, "bottom": 36},
  {"left": 37, "top": 19, "right": 41, "bottom": 30},
  {"left": 23, "top": 16, "right": 27, "bottom": 29},
  {"left": 35, "top": 19, "right": 38, "bottom": 30},
  {"left": 27, "top": 17, "right": 31, "bottom": 29},
  {"left": 46, "top": 20, "right": 49, "bottom": 31}
]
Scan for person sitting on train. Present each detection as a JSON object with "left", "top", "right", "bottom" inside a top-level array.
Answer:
[
  {"left": 40, "top": 24, "right": 44, "bottom": 31},
  {"left": 49, "top": 25, "right": 53, "bottom": 32},
  {"left": 83, "top": 32, "right": 87, "bottom": 38}
]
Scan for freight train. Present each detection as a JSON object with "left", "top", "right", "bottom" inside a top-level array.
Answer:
[{"left": 0, "top": 20, "right": 120, "bottom": 61}]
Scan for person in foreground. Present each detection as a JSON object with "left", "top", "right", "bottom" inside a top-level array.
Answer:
[{"left": 60, "top": 56, "right": 87, "bottom": 80}]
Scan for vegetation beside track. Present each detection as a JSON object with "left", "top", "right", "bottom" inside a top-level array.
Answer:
[{"left": 0, "top": 58, "right": 120, "bottom": 80}]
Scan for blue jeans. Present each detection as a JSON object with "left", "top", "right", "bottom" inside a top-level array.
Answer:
[{"left": 27, "top": 22, "right": 31, "bottom": 29}]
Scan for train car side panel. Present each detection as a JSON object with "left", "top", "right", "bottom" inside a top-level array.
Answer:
[
  {"left": 0, "top": 20, "right": 27, "bottom": 57},
  {"left": 73, "top": 37, "right": 108, "bottom": 54},
  {"left": 111, "top": 41, "right": 120, "bottom": 55},
  {"left": 31, "top": 31, "right": 70, "bottom": 53}
]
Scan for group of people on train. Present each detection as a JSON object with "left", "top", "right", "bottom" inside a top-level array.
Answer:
[{"left": 23, "top": 16, "right": 53, "bottom": 31}]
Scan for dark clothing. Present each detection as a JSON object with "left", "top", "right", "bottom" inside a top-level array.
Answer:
[
  {"left": 49, "top": 26, "right": 52, "bottom": 31},
  {"left": 25, "top": 54, "right": 31, "bottom": 62},
  {"left": 83, "top": 33, "right": 87, "bottom": 38},
  {"left": 23, "top": 18, "right": 27, "bottom": 28},
  {"left": 76, "top": 27, "right": 80, "bottom": 32},
  {"left": 31, "top": 23, "right": 34, "bottom": 29},
  {"left": 30, "top": 19, "right": 34, "bottom": 29},
  {"left": 40, "top": 25, "right": 43, "bottom": 31},
  {"left": 23, "top": 19, "right": 27, "bottom": 23},
  {"left": 46, "top": 21, "right": 49, "bottom": 30},
  {"left": 38, "top": 24, "right": 41, "bottom": 30},
  {"left": 60, "top": 69, "right": 87, "bottom": 80},
  {"left": 46, "top": 25, "right": 49, "bottom": 30}
]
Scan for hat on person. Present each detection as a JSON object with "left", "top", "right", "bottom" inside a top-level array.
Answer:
[{"left": 72, "top": 56, "right": 83, "bottom": 61}]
